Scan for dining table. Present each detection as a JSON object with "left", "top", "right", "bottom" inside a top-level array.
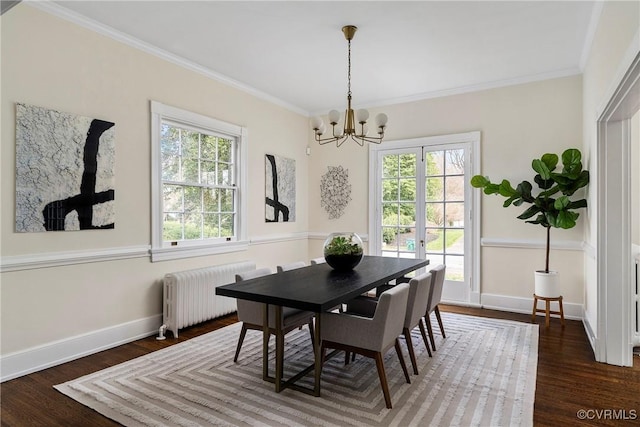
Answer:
[{"left": 215, "top": 255, "right": 430, "bottom": 396}]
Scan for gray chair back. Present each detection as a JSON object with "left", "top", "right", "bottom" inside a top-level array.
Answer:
[
  {"left": 428, "top": 265, "right": 446, "bottom": 312},
  {"left": 277, "top": 261, "right": 306, "bottom": 273},
  {"left": 405, "top": 272, "right": 432, "bottom": 329},
  {"left": 235, "top": 268, "right": 272, "bottom": 325},
  {"left": 375, "top": 283, "right": 410, "bottom": 351}
]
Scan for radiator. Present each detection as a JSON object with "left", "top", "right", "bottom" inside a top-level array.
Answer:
[
  {"left": 161, "top": 261, "right": 256, "bottom": 338},
  {"left": 634, "top": 255, "right": 640, "bottom": 346}
]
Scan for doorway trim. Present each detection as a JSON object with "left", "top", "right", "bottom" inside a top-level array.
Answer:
[{"left": 596, "top": 35, "right": 639, "bottom": 366}]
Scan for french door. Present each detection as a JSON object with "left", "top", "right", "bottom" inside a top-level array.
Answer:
[{"left": 369, "top": 132, "right": 480, "bottom": 304}]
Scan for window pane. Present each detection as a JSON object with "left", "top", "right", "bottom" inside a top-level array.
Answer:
[
  {"left": 203, "top": 213, "right": 219, "bottom": 238},
  {"left": 426, "top": 177, "right": 444, "bottom": 201},
  {"left": 220, "top": 214, "right": 234, "bottom": 237},
  {"left": 182, "top": 158, "right": 199, "bottom": 183},
  {"left": 220, "top": 189, "right": 234, "bottom": 212},
  {"left": 445, "top": 176, "right": 465, "bottom": 202},
  {"left": 382, "top": 179, "right": 398, "bottom": 201},
  {"left": 446, "top": 149, "right": 465, "bottom": 175},
  {"left": 445, "top": 255, "right": 464, "bottom": 281},
  {"left": 201, "top": 135, "right": 217, "bottom": 160},
  {"left": 184, "top": 186, "right": 202, "bottom": 213},
  {"left": 445, "top": 229, "right": 464, "bottom": 255},
  {"left": 446, "top": 202, "right": 465, "bottom": 227},
  {"left": 399, "top": 202, "right": 416, "bottom": 223},
  {"left": 218, "top": 138, "right": 232, "bottom": 163},
  {"left": 200, "top": 160, "right": 215, "bottom": 185},
  {"left": 182, "top": 130, "right": 199, "bottom": 158},
  {"left": 399, "top": 154, "right": 416, "bottom": 177},
  {"left": 426, "top": 151, "right": 444, "bottom": 175},
  {"left": 382, "top": 227, "right": 399, "bottom": 251},
  {"left": 163, "top": 213, "right": 183, "bottom": 241},
  {"left": 183, "top": 213, "right": 202, "bottom": 239},
  {"left": 218, "top": 162, "right": 232, "bottom": 186},
  {"left": 426, "top": 228, "right": 444, "bottom": 253},
  {"left": 398, "top": 179, "right": 416, "bottom": 201},
  {"left": 383, "top": 155, "right": 398, "bottom": 178},
  {"left": 427, "top": 253, "right": 444, "bottom": 268},
  {"left": 400, "top": 227, "right": 416, "bottom": 253},
  {"left": 163, "top": 184, "right": 183, "bottom": 213},
  {"left": 382, "top": 204, "right": 398, "bottom": 226},
  {"left": 426, "top": 202, "right": 444, "bottom": 226},
  {"left": 162, "top": 155, "right": 180, "bottom": 181},
  {"left": 203, "top": 188, "right": 219, "bottom": 213}
]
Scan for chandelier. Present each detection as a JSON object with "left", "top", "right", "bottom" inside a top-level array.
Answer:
[{"left": 311, "top": 25, "right": 388, "bottom": 147}]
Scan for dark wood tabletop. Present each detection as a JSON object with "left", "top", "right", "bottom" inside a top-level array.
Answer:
[{"left": 216, "top": 255, "right": 430, "bottom": 312}]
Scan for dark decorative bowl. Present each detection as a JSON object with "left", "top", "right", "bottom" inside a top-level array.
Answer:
[{"left": 323, "top": 232, "right": 364, "bottom": 271}]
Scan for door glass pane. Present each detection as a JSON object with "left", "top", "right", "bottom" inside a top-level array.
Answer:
[
  {"left": 445, "top": 254, "right": 464, "bottom": 281},
  {"left": 399, "top": 179, "right": 416, "bottom": 201},
  {"left": 426, "top": 228, "right": 444, "bottom": 252},
  {"left": 426, "top": 202, "right": 444, "bottom": 226},
  {"left": 382, "top": 203, "right": 398, "bottom": 225},
  {"left": 445, "top": 229, "right": 464, "bottom": 255},
  {"left": 445, "top": 176, "right": 465, "bottom": 202},
  {"left": 426, "top": 151, "right": 444, "bottom": 175},
  {"left": 445, "top": 149, "right": 465, "bottom": 174},
  {"left": 446, "top": 202, "right": 465, "bottom": 227},
  {"left": 399, "top": 154, "right": 416, "bottom": 177},
  {"left": 426, "top": 177, "right": 444, "bottom": 201},
  {"left": 383, "top": 155, "right": 399, "bottom": 178},
  {"left": 382, "top": 179, "right": 398, "bottom": 201}
]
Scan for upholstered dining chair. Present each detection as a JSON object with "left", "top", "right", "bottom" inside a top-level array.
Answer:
[
  {"left": 233, "top": 268, "right": 315, "bottom": 363},
  {"left": 425, "top": 264, "right": 447, "bottom": 351},
  {"left": 320, "top": 283, "right": 412, "bottom": 409},
  {"left": 346, "top": 271, "right": 433, "bottom": 374},
  {"left": 277, "top": 261, "right": 306, "bottom": 273},
  {"left": 309, "top": 257, "right": 325, "bottom": 265}
]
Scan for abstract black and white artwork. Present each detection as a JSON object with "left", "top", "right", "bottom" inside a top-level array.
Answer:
[
  {"left": 265, "top": 154, "right": 295, "bottom": 222},
  {"left": 15, "top": 103, "right": 115, "bottom": 232},
  {"left": 320, "top": 165, "right": 352, "bottom": 219}
]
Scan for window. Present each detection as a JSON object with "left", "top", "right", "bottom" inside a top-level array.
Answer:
[{"left": 150, "top": 101, "right": 248, "bottom": 261}]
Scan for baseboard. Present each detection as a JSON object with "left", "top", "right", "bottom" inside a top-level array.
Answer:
[
  {"left": 480, "top": 293, "right": 583, "bottom": 320},
  {"left": 582, "top": 311, "right": 597, "bottom": 352},
  {"left": 0, "top": 314, "right": 162, "bottom": 383}
]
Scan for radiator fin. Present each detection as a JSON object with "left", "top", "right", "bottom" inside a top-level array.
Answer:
[{"left": 163, "top": 261, "right": 255, "bottom": 338}]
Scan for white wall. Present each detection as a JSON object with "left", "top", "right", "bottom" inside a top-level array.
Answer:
[
  {"left": 0, "top": 5, "right": 310, "bottom": 366},
  {"left": 582, "top": 1, "right": 640, "bottom": 336},
  {"left": 308, "top": 76, "right": 585, "bottom": 303}
]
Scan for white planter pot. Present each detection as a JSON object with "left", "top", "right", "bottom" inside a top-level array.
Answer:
[{"left": 534, "top": 270, "right": 559, "bottom": 297}]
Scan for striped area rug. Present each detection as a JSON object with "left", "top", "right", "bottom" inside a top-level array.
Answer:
[{"left": 55, "top": 313, "right": 538, "bottom": 426}]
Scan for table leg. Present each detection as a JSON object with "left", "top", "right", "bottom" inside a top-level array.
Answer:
[
  {"left": 313, "top": 311, "right": 322, "bottom": 396},
  {"left": 275, "top": 305, "right": 284, "bottom": 393},
  {"left": 262, "top": 304, "right": 269, "bottom": 381}
]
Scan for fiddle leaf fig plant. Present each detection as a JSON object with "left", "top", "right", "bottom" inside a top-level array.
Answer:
[{"left": 471, "top": 148, "right": 589, "bottom": 273}]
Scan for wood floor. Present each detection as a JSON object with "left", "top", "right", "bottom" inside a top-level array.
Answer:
[{"left": 1, "top": 306, "right": 639, "bottom": 426}]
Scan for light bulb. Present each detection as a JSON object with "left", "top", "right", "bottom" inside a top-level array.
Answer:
[
  {"left": 375, "top": 113, "right": 388, "bottom": 128},
  {"left": 318, "top": 122, "right": 326, "bottom": 135},
  {"left": 310, "top": 116, "right": 323, "bottom": 130},
  {"left": 328, "top": 110, "right": 340, "bottom": 125},
  {"left": 356, "top": 109, "right": 369, "bottom": 123}
]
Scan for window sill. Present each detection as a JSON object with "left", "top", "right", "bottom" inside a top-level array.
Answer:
[{"left": 150, "top": 240, "right": 249, "bottom": 262}]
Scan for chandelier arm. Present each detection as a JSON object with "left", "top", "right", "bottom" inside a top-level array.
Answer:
[{"left": 353, "top": 135, "right": 384, "bottom": 145}]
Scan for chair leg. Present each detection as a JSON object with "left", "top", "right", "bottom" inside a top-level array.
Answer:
[
  {"left": 434, "top": 306, "right": 446, "bottom": 338},
  {"left": 418, "top": 320, "right": 432, "bottom": 357},
  {"left": 425, "top": 313, "right": 437, "bottom": 351},
  {"left": 374, "top": 352, "right": 393, "bottom": 409},
  {"left": 394, "top": 338, "right": 411, "bottom": 384},
  {"left": 233, "top": 323, "right": 248, "bottom": 363},
  {"left": 344, "top": 351, "right": 350, "bottom": 365},
  {"left": 403, "top": 328, "right": 419, "bottom": 375}
]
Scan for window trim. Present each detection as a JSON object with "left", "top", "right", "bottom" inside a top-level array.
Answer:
[{"left": 150, "top": 101, "right": 248, "bottom": 262}]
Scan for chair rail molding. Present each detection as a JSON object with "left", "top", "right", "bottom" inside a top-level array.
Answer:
[
  {"left": 0, "top": 245, "right": 150, "bottom": 272},
  {"left": 481, "top": 237, "right": 584, "bottom": 251}
]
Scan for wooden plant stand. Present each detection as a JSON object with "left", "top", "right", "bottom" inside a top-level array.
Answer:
[{"left": 531, "top": 294, "right": 565, "bottom": 327}]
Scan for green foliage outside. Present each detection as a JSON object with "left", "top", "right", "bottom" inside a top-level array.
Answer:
[{"left": 426, "top": 228, "right": 464, "bottom": 251}]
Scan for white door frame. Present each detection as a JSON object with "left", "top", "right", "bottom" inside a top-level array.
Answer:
[
  {"left": 596, "top": 39, "right": 639, "bottom": 366},
  {"left": 368, "top": 131, "right": 481, "bottom": 305}
]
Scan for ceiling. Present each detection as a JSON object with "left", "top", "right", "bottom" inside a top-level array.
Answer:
[{"left": 46, "top": 1, "right": 598, "bottom": 116}]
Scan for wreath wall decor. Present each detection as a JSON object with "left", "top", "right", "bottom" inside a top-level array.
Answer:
[{"left": 320, "top": 166, "right": 352, "bottom": 219}]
